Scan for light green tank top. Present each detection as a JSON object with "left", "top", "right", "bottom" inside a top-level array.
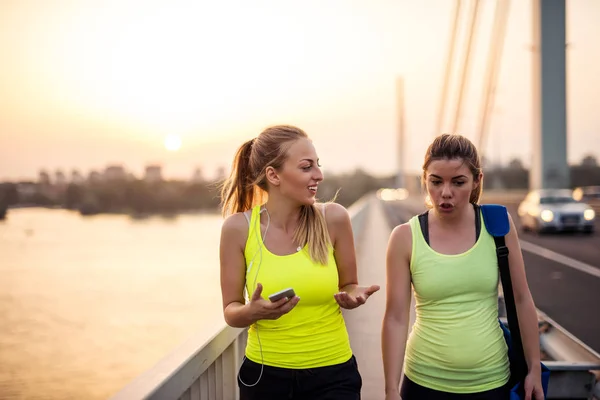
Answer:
[
  {"left": 244, "top": 205, "right": 352, "bottom": 368},
  {"left": 404, "top": 212, "right": 510, "bottom": 393}
]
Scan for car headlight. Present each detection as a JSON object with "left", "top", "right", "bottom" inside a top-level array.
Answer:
[
  {"left": 584, "top": 209, "right": 595, "bottom": 221},
  {"left": 540, "top": 210, "right": 554, "bottom": 222}
]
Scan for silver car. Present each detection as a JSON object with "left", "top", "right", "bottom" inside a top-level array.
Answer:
[{"left": 517, "top": 189, "right": 595, "bottom": 234}]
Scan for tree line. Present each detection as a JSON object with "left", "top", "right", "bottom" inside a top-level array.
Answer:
[{"left": 1, "top": 155, "right": 599, "bottom": 217}]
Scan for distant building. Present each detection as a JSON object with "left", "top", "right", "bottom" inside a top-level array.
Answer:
[
  {"left": 144, "top": 165, "right": 163, "bottom": 182},
  {"left": 16, "top": 181, "right": 37, "bottom": 201},
  {"left": 192, "top": 167, "right": 204, "bottom": 183},
  {"left": 103, "top": 165, "right": 127, "bottom": 181},
  {"left": 55, "top": 169, "right": 67, "bottom": 187},
  {"left": 88, "top": 170, "right": 102, "bottom": 183},
  {"left": 38, "top": 170, "right": 51, "bottom": 185}
]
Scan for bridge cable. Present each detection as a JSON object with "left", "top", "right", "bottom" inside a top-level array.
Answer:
[
  {"left": 477, "top": 0, "right": 511, "bottom": 161},
  {"left": 451, "top": 0, "right": 481, "bottom": 134},
  {"left": 434, "top": 0, "right": 463, "bottom": 137}
]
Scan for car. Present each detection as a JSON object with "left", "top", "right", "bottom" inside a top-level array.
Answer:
[{"left": 517, "top": 189, "right": 595, "bottom": 234}]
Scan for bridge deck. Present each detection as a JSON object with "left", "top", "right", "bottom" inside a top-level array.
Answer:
[{"left": 343, "top": 196, "right": 414, "bottom": 398}]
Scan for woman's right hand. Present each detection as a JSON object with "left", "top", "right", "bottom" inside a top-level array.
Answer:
[{"left": 248, "top": 283, "right": 300, "bottom": 321}]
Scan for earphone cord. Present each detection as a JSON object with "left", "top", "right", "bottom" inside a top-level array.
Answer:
[{"left": 238, "top": 206, "right": 269, "bottom": 387}]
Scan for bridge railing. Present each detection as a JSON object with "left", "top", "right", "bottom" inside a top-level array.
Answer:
[
  {"left": 109, "top": 195, "right": 374, "bottom": 400},
  {"left": 537, "top": 311, "right": 600, "bottom": 399},
  {"left": 110, "top": 323, "right": 247, "bottom": 400}
]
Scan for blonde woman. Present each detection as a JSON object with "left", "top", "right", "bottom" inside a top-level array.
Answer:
[{"left": 220, "top": 125, "right": 379, "bottom": 399}]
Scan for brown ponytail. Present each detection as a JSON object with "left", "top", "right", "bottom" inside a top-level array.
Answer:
[
  {"left": 220, "top": 139, "right": 267, "bottom": 217},
  {"left": 220, "top": 125, "right": 331, "bottom": 264}
]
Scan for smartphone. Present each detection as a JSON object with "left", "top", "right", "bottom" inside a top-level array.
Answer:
[{"left": 268, "top": 287, "right": 296, "bottom": 302}]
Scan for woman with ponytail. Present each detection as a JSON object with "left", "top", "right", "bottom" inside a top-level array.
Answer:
[
  {"left": 382, "top": 134, "right": 543, "bottom": 399},
  {"left": 219, "top": 125, "right": 379, "bottom": 400}
]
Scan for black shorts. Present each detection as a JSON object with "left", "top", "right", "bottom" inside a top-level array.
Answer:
[
  {"left": 400, "top": 375, "right": 508, "bottom": 400},
  {"left": 238, "top": 355, "right": 362, "bottom": 400}
]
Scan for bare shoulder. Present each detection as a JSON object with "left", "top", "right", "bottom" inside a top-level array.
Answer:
[
  {"left": 505, "top": 210, "right": 520, "bottom": 239},
  {"left": 507, "top": 210, "right": 516, "bottom": 226},
  {"left": 387, "top": 221, "right": 413, "bottom": 269},
  {"left": 321, "top": 202, "right": 349, "bottom": 225},
  {"left": 220, "top": 212, "right": 249, "bottom": 247},
  {"left": 321, "top": 203, "right": 351, "bottom": 245},
  {"left": 389, "top": 222, "right": 412, "bottom": 250}
]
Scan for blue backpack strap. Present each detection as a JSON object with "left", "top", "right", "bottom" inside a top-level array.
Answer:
[
  {"left": 481, "top": 203, "right": 529, "bottom": 386},
  {"left": 480, "top": 204, "right": 510, "bottom": 237}
]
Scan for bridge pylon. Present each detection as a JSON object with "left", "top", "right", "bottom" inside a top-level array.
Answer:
[{"left": 531, "top": 0, "right": 569, "bottom": 189}]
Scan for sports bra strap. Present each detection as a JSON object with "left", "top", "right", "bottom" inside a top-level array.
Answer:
[{"left": 418, "top": 203, "right": 481, "bottom": 246}]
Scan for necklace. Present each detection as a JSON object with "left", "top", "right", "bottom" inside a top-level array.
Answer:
[{"left": 263, "top": 206, "right": 303, "bottom": 253}]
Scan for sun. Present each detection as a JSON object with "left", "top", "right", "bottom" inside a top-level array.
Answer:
[{"left": 164, "top": 134, "right": 182, "bottom": 151}]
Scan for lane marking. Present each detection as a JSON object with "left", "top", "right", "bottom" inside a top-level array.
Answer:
[{"left": 520, "top": 240, "right": 600, "bottom": 279}]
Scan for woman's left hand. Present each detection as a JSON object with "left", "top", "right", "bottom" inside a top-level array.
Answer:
[
  {"left": 523, "top": 370, "right": 544, "bottom": 400},
  {"left": 334, "top": 285, "right": 380, "bottom": 309}
]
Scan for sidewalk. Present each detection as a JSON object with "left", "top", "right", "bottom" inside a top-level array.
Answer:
[{"left": 343, "top": 196, "right": 415, "bottom": 399}]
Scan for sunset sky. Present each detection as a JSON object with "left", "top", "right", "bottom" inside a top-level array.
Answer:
[{"left": 1, "top": 0, "right": 598, "bottom": 181}]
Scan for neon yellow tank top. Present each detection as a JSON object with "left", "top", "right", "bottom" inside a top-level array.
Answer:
[
  {"left": 404, "top": 212, "right": 510, "bottom": 393},
  {"left": 244, "top": 205, "right": 352, "bottom": 368}
]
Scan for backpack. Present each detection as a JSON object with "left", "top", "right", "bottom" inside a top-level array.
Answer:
[{"left": 480, "top": 204, "right": 550, "bottom": 398}]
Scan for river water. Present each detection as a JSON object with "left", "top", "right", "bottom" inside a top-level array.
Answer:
[{"left": 0, "top": 208, "right": 225, "bottom": 399}]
